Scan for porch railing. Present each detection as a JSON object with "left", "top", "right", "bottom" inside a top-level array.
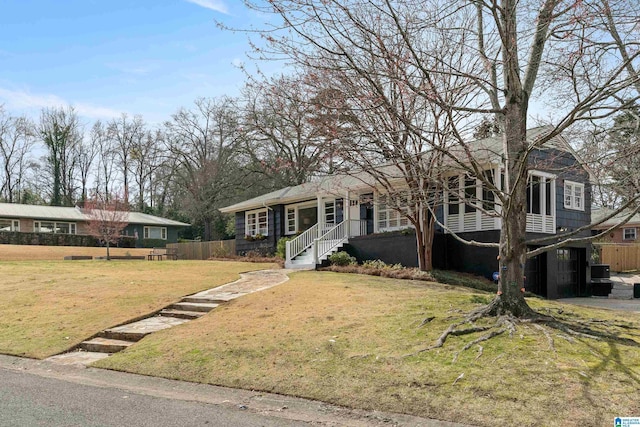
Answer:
[
  {"left": 285, "top": 219, "right": 369, "bottom": 266},
  {"left": 346, "top": 219, "right": 367, "bottom": 237},
  {"left": 314, "top": 220, "right": 348, "bottom": 263},
  {"left": 286, "top": 223, "right": 319, "bottom": 261}
]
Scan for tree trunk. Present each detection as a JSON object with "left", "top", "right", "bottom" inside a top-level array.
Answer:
[
  {"left": 106, "top": 241, "right": 111, "bottom": 261},
  {"left": 414, "top": 208, "right": 435, "bottom": 272},
  {"left": 488, "top": 89, "right": 534, "bottom": 317}
]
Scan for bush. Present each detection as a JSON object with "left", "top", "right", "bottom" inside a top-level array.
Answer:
[
  {"left": 276, "top": 237, "right": 293, "bottom": 259},
  {"left": 362, "top": 259, "right": 403, "bottom": 270},
  {"left": 328, "top": 251, "right": 357, "bottom": 266},
  {"left": 141, "top": 239, "right": 167, "bottom": 248}
]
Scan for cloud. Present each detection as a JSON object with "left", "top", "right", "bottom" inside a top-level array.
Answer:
[
  {"left": 0, "top": 87, "right": 123, "bottom": 120},
  {"left": 184, "top": 0, "right": 230, "bottom": 14}
]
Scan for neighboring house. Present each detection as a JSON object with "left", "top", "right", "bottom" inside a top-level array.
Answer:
[
  {"left": 220, "top": 127, "right": 593, "bottom": 299},
  {"left": 591, "top": 208, "right": 640, "bottom": 244},
  {"left": 0, "top": 203, "right": 190, "bottom": 245}
]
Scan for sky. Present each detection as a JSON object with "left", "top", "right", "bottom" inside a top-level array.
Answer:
[{"left": 0, "top": 0, "right": 277, "bottom": 124}]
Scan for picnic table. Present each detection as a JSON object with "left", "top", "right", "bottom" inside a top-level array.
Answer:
[{"left": 147, "top": 247, "right": 178, "bottom": 261}]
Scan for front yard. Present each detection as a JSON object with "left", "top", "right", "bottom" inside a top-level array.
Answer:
[
  {"left": 0, "top": 259, "right": 277, "bottom": 358},
  {"left": 95, "top": 271, "right": 640, "bottom": 427},
  {"left": 1, "top": 255, "right": 639, "bottom": 426}
]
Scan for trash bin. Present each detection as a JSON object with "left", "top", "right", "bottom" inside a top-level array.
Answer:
[
  {"left": 591, "top": 264, "right": 612, "bottom": 297},
  {"left": 634, "top": 283, "right": 640, "bottom": 299}
]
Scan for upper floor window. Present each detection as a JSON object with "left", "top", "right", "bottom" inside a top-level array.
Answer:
[
  {"left": 527, "top": 173, "right": 555, "bottom": 216},
  {"left": 564, "top": 181, "right": 584, "bottom": 211},
  {"left": 245, "top": 208, "right": 268, "bottom": 237},
  {"left": 0, "top": 219, "right": 20, "bottom": 232},
  {"left": 623, "top": 227, "right": 637, "bottom": 241}
]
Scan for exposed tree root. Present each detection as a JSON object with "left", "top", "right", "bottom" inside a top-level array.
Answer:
[
  {"left": 533, "top": 324, "right": 555, "bottom": 352},
  {"left": 406, "top": 296, "right": 640, "bottom": 359},
  {"left": 475, "top": 345, "right": 484, "bottom": 360}
]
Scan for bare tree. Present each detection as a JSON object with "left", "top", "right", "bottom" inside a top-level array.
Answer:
[
  {"left": 107, "top": 114, "right": 146, "bottom": 206},
  {"left": 0, "top": 106, "right": 35, "bottom": 203},
  {"left": 240, "top": 0, "right": 640, "bottom": 323},
  {"left": 241, "top": 74, "right": 335, "bottom": 187},
  {"left": 39, "top": 106, "right": 81, "bottom": 206},
  {"left": 165, "top": 97, "right": 244, "bottom": 240},
  {"left": 84, "top": 194, "right": 129, "bottom": 261},
  {"left": 130, "top": 129, "right": 163, "bottom": 211},
  {"left": 91, "top": 121, "right": 117, "bottom": 199},
  {"left": 74, "top": 136, "right": 98, "bottom": 205}
]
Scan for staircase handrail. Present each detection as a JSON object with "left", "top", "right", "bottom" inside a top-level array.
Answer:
[
  {"left": 315, "top": 220, "right": 348, "bottom": 262},
  {"left": 286, "top": 223, "right": 319, "bottom": 262}
]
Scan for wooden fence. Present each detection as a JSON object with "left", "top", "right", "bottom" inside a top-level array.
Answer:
[
  {"left": 597, "top": 244, "right": 640, "bottom": 272},
  {"left": 166, "top": 240, "right": 236, "bottom": 260}
]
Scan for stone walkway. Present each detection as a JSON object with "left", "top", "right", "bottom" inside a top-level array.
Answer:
[{"left": 46, "top": 269, "right": 291, "bottom": 366}]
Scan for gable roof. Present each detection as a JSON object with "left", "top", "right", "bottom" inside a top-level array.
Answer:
[
  {"left": 220, "top": 126, "right": 584, "bottom": 214},
  {"left": 592, "top": 207, "right": 640, "bottom": 229},
  {"left": 0, "top": 203, "right": 190, "bottom": 227}
]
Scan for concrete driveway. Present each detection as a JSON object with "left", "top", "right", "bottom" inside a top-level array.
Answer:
[
  {"left": 560, "top": 297, "right": 640, "bottom": 312},
  {"left": 560, "top": 272, "right": 640, "bottom": 312}
]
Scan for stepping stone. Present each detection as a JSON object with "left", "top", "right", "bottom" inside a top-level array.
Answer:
[
  {"left": 80, "top": 337, "right": 134, "bottom": 353},
  {"left": 170, "top": 302, "right": 219, "bottom": 312},
  {"left": 183, "top": 294, "right": 239, "bottom": 303},
  {"left": 104, "top": 317, "right": 189, "bottom": 340},
  {"left": 46, "top": 351, "right": 110, "bottom": 365},
  {"left": 159, "top": 309, "right": 206, "bottom": 320}
]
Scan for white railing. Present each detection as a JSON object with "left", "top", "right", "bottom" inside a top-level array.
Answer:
[
  {"left": 346, "top": 219, "right": 368, "bottom": 237},
  {"left": 314, "top": 220, "right": 348, "bottom": 263},
  {"left": 286, "top": 223, "right": 319, "bottom": 261}
]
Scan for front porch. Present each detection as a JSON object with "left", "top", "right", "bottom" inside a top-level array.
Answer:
[{"left": 284, "top": 192, "right": 373, "bottom": 269}]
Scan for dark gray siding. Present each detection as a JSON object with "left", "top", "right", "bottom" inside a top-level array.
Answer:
[
  {"left": 234, "top": 206, "right": 283, "bottom": 255},
  {"left": 529, "top": 147, "right": 591, "bottom": 235}
]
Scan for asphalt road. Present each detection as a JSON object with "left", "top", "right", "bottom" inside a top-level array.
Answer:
[
  {"left": 0, "top": 354, "right": 465, "bottom": 427},
  {"left": 0, "top": 367, "right": 305, "bottom": 427}
]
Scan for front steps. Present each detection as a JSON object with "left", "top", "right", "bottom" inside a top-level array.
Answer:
[
  {"left": 56, "top": 296, "right": 219, "bottom": 362},
  {"left": 285, "top": 239, "right": 346, "bottom": 270},
  {"left": 46, "top": 270, "right": 291, "bottom": 366}
]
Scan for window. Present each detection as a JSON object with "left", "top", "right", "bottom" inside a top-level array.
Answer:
[
  {"left": 447, "top": 176, "right": 459, "bottom": 215},
  {"left": 144, "top": 226, "right": 167, "bottom": 240},
  {"left": 623, "top": 228, "right": 637, "bottom": 241},
  {"left": 527, "top": 173, "right": 555, "bottom": 215},
  {"left": 564, "top": 181, "right": 584, "bottom": 210},
  {"left": 377, "top": 193, "right": 410, "bottom": 231},
  {"left": 324, "top": 200, "right": 335, "bottom": 225},
  {"left": 34, "top": 221, "right": 76, "bottom": 234},
  {"left": 245, "top": 208, "right": 268, "bottom": 237},
  {"left": 464, "top": 177, "right": 477, "bottom": 213},
  {"left": 482, "top": 170, "right": 496, "bottom": 211},
  {"left": 0, "top": 219, "right": 20, "bottom": 232},
  {"left": 286, "top": 206, "right": 296, "bottom": 234}
]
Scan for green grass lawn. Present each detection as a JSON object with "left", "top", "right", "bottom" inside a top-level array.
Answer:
[
  {"left": 0, "top": 259, "right": 277, "bottom": 358},
  {"left": 94, "top": 271, "right": 640, "bottom": 427}
]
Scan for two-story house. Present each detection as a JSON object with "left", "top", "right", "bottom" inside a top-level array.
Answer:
[{"left": 220, "top": 127, "right": 592, "bottom": 299}]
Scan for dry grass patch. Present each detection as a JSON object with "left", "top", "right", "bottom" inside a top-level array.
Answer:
[
  {"left": 95, "top": 271, "right": 640, "bottom": 427},
  {"left": 0, "top": 244, "right": 151, "bottom": 261},
  {"left": 0, "top": 260, "right": 277, "bottom": 358}
]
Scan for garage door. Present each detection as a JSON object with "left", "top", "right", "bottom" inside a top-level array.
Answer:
[{"left": 557, "top": 248, "right": 579, "bottom": 297}]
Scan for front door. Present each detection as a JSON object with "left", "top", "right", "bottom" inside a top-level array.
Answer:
[
  {"left": 298, "top": 206, "right": 317, "bottom": 232},
  {"left": 348, "top": 199, "right": 361, "bottom": 236},
  {"left": 360, "top": 193, "right": 374, "bottom": 235}
]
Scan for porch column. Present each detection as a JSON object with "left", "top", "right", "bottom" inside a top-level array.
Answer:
[
  {"left": 345, "top": 191, "right": 351, "bottom": 237},
  {"left": 317, "top": 195, "right": 323, "bottom": 235}
]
